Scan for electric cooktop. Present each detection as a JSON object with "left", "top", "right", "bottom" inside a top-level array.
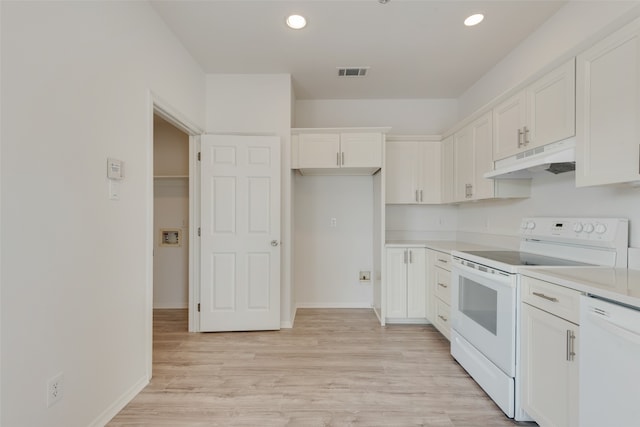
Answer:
[{"left": 461, "top": 250, "right": 593, "bottom": 267}]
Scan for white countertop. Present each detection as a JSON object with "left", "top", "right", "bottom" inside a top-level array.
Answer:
[
  {"left": 386, "top": 240, "right": 504, "bottom": 253},
  {"left": 520, "top": 267, "right": 640, "bottom": 309}
]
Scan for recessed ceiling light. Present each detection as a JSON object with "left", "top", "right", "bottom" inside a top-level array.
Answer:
[
  {"left": 464, "top": 13, "right": 484, "bottom": 27},
  {"left": 286, "top": 14, "right": 307, "bottom": 30}
]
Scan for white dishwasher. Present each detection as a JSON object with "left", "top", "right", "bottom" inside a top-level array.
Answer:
[{"left": 580, "top": 295, "right": 640, "bottom": 427}]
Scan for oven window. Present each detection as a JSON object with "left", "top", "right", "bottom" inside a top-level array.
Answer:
[{"left": 459, "top": 277, "right": 498, "bottom": 335}]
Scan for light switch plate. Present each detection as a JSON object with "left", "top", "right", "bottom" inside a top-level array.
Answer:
[{"left": 109, "top": 180, "right": 120, "bottom": 200}]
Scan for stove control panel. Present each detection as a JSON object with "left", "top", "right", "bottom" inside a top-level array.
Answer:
[{"left": 520, "top": 217, "right": 627, "bottom": 244}]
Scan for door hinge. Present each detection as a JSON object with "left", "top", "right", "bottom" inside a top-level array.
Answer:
[
  {"left": 197, "top": 303, "right": 201, "bottom": 312},
  {"left": 198, "top": 152, "right": 201, "bottom": 161},
  {"left": 198, "top": 227, "right": 201, "bottom": 236}
]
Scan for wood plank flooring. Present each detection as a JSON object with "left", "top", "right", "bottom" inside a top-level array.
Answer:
[{"left": 107, "top": 309, "right": 526, "bottom": 426}]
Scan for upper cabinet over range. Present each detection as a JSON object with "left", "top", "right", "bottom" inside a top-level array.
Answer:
[
  {"left": 493, "top": 59, "right": 576, "bottom": 162},
  {"left": 292, "top": 128, "right": 389, "bottom": 176}
]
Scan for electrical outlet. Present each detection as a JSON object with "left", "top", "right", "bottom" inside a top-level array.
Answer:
[
  {"left": 330, "top": 217, "right": 337, "bottom": 227},
  {"left": 359, "top": 270, "right": 371, "bottom": 281},
  {"left": 47, "top": 372, "right": 64, "bottom": 407}
]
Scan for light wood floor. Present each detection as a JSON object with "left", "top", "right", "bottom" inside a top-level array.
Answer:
[{"left": 107, "top": 309, "right": 526, "bottom": 426}]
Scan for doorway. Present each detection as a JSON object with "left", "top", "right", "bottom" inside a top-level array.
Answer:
[{"left": 153, "top": 114, "right": 190, "bottom": 313}]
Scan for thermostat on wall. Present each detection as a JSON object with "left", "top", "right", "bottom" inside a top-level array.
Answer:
[{"left": 107, "top": 158, "right": 124, "bottom": 180}]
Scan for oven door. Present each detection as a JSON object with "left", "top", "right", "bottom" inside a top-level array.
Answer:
[{"left": 451, "top": 259, "right": 516, "bottom": 377}]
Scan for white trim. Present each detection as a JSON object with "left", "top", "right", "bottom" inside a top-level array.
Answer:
[
  {"left": 280, "top": 306, "right": 298, "bottom": 329},
  {"left": 87, "top": 376, "right": 148, "bottom": 427},
  {"left": 295, "top": 302, "right": 374, "bottom": 309}
]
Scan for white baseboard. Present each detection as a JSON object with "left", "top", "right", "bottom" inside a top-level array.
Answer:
[
  {"left": 280, "top": 306, "right": 297, "bottom": 329},
  {"left": 153, "top": 303, "right": 188, "bottom": 309},
  {"left": 88, "top": 375, "right": 148, "bottom": 427},
  {"left": 296, "top": 302, "right": 373, "bottom": 309}
]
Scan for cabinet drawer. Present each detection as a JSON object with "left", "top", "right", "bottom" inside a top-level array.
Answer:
[
  {"left": 434, "top": 298, "right": 451, "bottom": 340},
  {"left": 521, "top": 276, "right": 582, "bottom": 324},
  {"left": 435, "top": 267, "right": 451, "bottom": 305},
  {"left": 434, "top": 252, "right": 451, "bottom": 271}
]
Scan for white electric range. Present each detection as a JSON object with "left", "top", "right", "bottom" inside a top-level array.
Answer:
[{"left": 449, "top": 217, "right": 629, "bottom": 421}]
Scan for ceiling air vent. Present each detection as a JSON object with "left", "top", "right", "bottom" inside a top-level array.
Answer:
[{"left": 337, "top": 67, "right": 369, "bottom": 77}]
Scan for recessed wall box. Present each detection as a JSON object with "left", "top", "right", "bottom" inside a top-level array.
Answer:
[{"left": 160, "top": 229, "right": 181, "bottom": 247}]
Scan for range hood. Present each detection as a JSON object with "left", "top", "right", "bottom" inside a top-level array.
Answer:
[{"left": 484, "top": 138, "right": 576, "bottom": 179}]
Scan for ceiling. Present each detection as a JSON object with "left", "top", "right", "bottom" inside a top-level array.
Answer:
[{"left": 150, "top": 0, "right": 566, "bottom": 100}]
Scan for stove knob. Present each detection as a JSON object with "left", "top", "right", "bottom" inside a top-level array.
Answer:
[
  {"left": 573, "top": 223, "right": 583, "bottom": 233},
  {"left": 526, "top": 221, "right": 536, "bottom": 230},
  {"left": 520, "top": 221, "right": 529, "bottom": 230},
  {"left": 583, "top": 223, "right": 594, "bottom": 233},
  {"left": 595, "top": 223, "right": 607, "bottom": 234}
]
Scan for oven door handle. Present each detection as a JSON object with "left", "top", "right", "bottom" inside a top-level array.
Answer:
[{"left": 452, "top": 261, "right": 514, "bottom": 289}]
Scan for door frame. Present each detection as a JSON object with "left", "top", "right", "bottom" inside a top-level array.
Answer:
[{"left": 147, "top": 91, "right": 202, "bottom": 379}]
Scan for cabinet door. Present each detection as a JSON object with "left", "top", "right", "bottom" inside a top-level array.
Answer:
[
  {"left": 385, "top": 141, "right": 419, "bottom": 204},
  {"left": 454, "top": 126, "right": 473, "bottom": 202},
  {"left": 527, "top": 59, "right": 575, "bottom": 151},
  {"left": 385, "top": 248, "right": 407, "bottom": 318},
  {"left": 576, "top": 17, "right": 640, "bottom": 186},
  {"left": 521, "top": 303, "right": 579, "bottom": 427},
  {"left": 440, "top": 135, "right": 455, "bottom": 204},
  {"left": 417, "top": 141, "right": 442, "bottom": 204},
  {"left": 298, "top": 133, "right": 341, "bottom": 168},
  {"left": 407, "top": 248, "right": 426, "bottom": 318},
  {"left": 471, "top": 111, "right": 494, "bottom": 200},
  {"left": 493, "top": 90, "right": 527, "bottom": 161},
  {"left": 340, "top": 132, "right": 382, "bottom": 168}
]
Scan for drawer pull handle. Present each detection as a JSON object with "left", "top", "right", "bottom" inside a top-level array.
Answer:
[
  {"left": 438, "top": 282, "right": 448, "bottom": 288},
  {"left": 438, "top": 314, "right": 448, "bottom": 322},
  {"left": 532, "top": 292, "right": 559, "bottom": 302},
  {"left": 438, "top": 258, "right": 448, "bottom": 264}
]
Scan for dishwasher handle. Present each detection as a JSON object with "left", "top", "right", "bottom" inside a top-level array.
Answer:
[{"left": 587, "top": 309, "right": 640, "bottom": 346}]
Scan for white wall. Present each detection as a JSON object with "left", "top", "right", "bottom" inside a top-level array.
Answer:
[
  {"left": 205, "top": 74, "right": 295, "bottom": 326},
  {"left": 1, "top": 2, "right": 205, "bottom": 426},
  {"left": 385, "top": 205, "right": 458, "bottom": 241},
  {"left": 295, "top": 99, "right": 458, "bottom": 134},
  {"left": 294, "top": 175, "right": 374, "bottom": 307},
  {"left": 154, "top": 180, "right": 189, "bottom": 308}
]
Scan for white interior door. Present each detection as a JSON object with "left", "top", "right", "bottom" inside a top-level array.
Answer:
[{"left": 200, "top": 134, "right": 281, "bottom": 331}]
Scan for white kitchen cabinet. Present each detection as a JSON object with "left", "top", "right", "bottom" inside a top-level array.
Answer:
[
  {"left": 385, "top": 136, "right": 441, "bottom": 204},
  {"left": 520, "top": 276, "right": 580, "bottom": 427},
  {"left": 440, "top": 135, "right": 455, "bottom": 204},
  {"left": 385, "top": 247, "right": 427, "bottom": 322},
  {"left": 493, "top": 59, "right": 575, "bottom": 161},
  {"left": 292, "top": 128, "right": 387, "bottom": 175},
  {"left": 427, "top": 249, "right": 451, "bottom": 340},
  {"left": 576, "top": 16, "right": 640, "bottom": 187},
  {"left": 453, "top": 111, "right": 531, "bottom": 202}
]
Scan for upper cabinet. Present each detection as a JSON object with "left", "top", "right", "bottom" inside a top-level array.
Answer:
[
  {"left": 292, "top": 128, "right": 388, "bottom": 175},
  {"left": 453, "top": 112, "right": 530, "bottom": 202},
  {"left": 440, "top": 135, "right": 455, "bottom": 204},
  {"left": 493, "top": 59, "right": 576, "bottom": 161},
  {"left": 385, "top": 136, "right": 442, "bottom": 204},
  {"left": 576, "top": 16, "right": 640, "bottom": 187}
]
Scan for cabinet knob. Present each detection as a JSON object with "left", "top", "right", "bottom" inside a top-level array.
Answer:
[{"left": 271, "top": 240, "right": 279, "bottom": 247}]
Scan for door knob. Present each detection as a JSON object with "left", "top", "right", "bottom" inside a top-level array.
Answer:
[{"left": 271, "top": 240, "right": 279, "bottom": 247}]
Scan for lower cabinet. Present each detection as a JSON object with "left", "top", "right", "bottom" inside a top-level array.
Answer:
[
  {"left": 385, "top": 247, "right": 426, "bottom": 321},
  {"left": 520, "top": 276, "right": 580, "bottom": 427},
  {"left": 428, "top": 249, "right": 452, "bottom": 339}
]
